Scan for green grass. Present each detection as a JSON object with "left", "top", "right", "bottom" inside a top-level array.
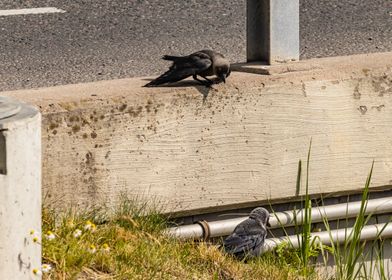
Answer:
[
  {"left": 42, "top": 202, "right": 319, "bottom": 280},
  {"left": 298, "top": 141, "right": 315, "bottom": 277}
]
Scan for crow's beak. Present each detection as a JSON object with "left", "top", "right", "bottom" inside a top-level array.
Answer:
[{"left": 219, "top": 73, "right": 226, "bottom": 83}]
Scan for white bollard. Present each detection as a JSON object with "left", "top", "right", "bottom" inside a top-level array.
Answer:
[{"left": 0, "top": 96, "right": 41, "bottom": 279}]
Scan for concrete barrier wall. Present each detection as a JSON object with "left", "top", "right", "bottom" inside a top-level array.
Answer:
[{"left": 2, "top": 52, "right": 392, "bottom": 215}]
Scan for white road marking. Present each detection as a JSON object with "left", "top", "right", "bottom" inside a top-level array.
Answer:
[{"left": 0, "top": 7, "right": 66, "bottom": 16}]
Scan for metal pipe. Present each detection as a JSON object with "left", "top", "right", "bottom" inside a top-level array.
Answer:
[
  {"left": 262, "top": 223, "right": 392, "bottom": 253},
  {"left": 165, "top": 197, "right": 392, "bottom": 239}
]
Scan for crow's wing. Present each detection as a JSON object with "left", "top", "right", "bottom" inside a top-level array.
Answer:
[
  {"left": 223, "top": 219, "right": 266, "bottom": 256},
  {"left": 144, "top": 52, "right": 212, "bottom": 87}
]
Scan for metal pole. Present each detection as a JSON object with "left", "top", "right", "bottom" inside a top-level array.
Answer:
[{"left": 247, "top": 0, "right": 299, "bottom": 64}]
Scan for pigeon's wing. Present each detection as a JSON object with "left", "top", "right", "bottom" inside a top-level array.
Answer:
[
  {"left": 144, "top": 52, "right": 212, "bottom": 87},
  {"left": 223, "top": 219, "right": 266, "bottom": 256},
  {"left": 224, "top": 232, "right": 265, "bottom": 255}
]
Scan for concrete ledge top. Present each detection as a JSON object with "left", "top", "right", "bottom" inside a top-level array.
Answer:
[{"left": 2, "top": 52, "right": 392, "bottom": 111}]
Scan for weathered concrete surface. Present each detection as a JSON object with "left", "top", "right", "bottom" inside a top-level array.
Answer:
[
  {"left": 0, "top": 98, "right": 41, "bottom": 279},
  {"left": 2, "top": 52, "right": 392, "bottom": 215}
]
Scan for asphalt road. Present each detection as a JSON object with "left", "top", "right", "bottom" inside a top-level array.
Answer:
[{"left": 0, "top": 0, "right": 391, "bottom": 91}]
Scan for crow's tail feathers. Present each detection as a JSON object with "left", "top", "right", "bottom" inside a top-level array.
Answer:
[
  {"left": 144, "top": 77, "right": 166, "bottom": 87},
  {"left": 162, "top": 55, "right": 179, "bottom": 61},
  {"left": 162, "top": 55, "right": 188, "bottom": 62},
  {"left": 144, "top": 70, "right": 176, "bottom": 87}
]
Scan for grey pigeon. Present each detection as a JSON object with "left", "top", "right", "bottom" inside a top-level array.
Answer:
[
  {"left": 223, "top": 207, "right": 270, "bottom": 259},
  {"left": 144, "top": 49, "right": 231, "bottom": 87}
]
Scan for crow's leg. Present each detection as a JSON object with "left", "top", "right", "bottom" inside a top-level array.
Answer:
[
  {"left": 201, "top": 76, "right": 214, "bottom": 84},
  {"left": 193, "top": 75, "right": 212, "bottom": 87},
  {"left": 202, "top": 76, "right": 222, "bottom": 85}
]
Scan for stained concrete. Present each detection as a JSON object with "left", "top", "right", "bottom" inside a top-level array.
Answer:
[{"left": 1, "top": 52, "right": 392, "bottom": 216}]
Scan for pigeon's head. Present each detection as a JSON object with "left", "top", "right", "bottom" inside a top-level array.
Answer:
[{"left": 249, "top": 207, "right": 270, "bottom": 227}]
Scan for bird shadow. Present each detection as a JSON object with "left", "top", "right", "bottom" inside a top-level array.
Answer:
[{"left": 142, "top": 78, "right": 212, "bottom": 101}]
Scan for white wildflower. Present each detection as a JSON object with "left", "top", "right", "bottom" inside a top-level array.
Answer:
[
  {"left": 84, "top": 220, "right": 96, "bottom": 232},
  {"left": 101, "top": 243, "right": 110, "bottom": 253},
  {"left": 73, "top": 229, "right": 82, "bottom": 238},
  {"left": 41, "top": 263, "right": 52, "bottom": 273},
  {"left": 88, "top": 244, "right": 97, "bottom": 254},
  {"left": 45, "top": 230, "right": 56, "bottom": 241},
  {"left": 29, "top": 229, "right": 40, "bottom": 243},
  {"left": 32, "top": 268, "right": 42, "bottom": 276}
]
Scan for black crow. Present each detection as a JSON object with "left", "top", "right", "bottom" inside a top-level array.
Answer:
[{"left": 144, "top": 49, "right": 230, "bottom": 87}]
